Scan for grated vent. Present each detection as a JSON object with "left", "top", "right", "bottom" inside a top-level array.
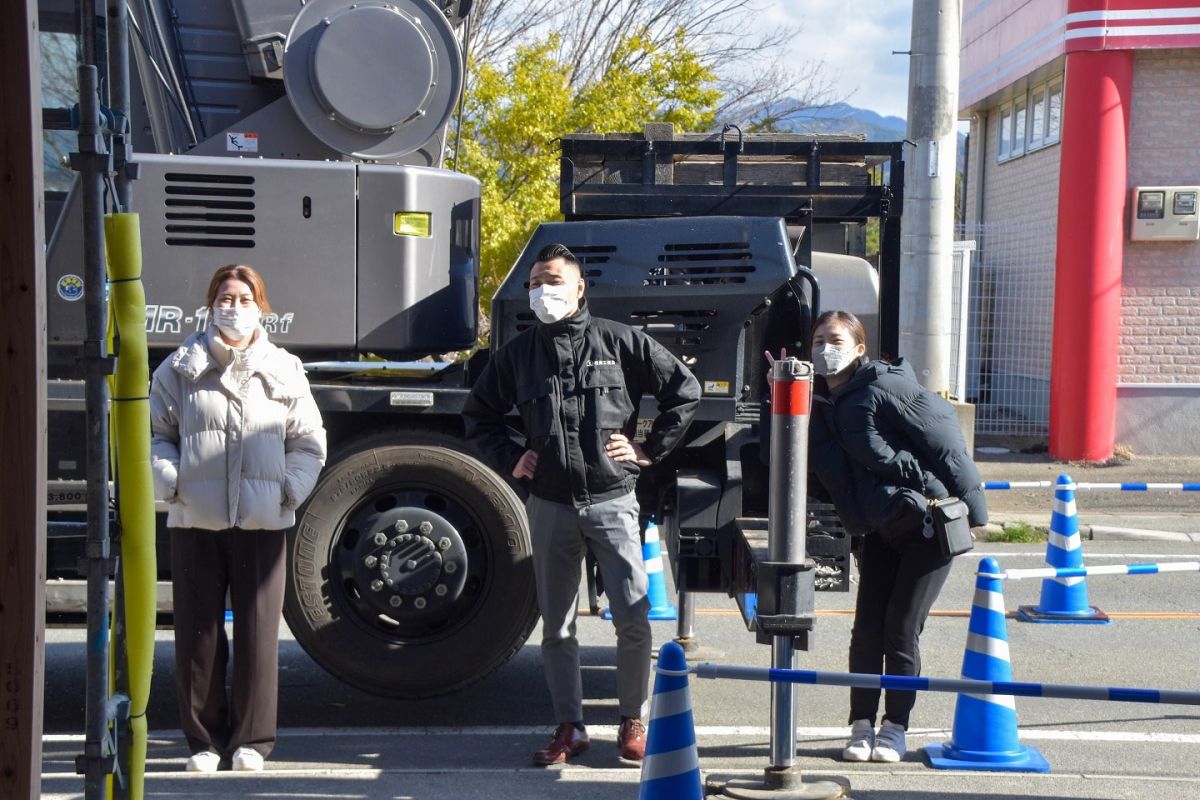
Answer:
[
  {"left": 163, "top": 172, "right": 256, "bottom": 248},
  {"left": 645, "top": 241, "right": 755, "bottom": 286}
]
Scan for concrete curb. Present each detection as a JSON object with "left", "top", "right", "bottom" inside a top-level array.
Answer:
[
  {"left": 981, "top": 518, "right": 1200, "bottom": 543},
  {"left": 1086, "top": 525, "right": 1200, "bottom": 543}
]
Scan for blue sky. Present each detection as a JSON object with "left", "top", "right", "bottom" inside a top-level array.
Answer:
[{"left": 759, "top": 0, "right": 914, "bottom": 118}]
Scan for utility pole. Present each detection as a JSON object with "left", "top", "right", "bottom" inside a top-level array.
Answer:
[{"left": 899, "top": 0, "right": 961, "bottom": 392}]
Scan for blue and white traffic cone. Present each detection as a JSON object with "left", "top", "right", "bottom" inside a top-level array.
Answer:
[
  {"left": 604, "top": 521, "right": 677, "bottom": 621},
  {"left": 638, "top": 641, "right": 702, "bottom": 800},
  {"left": 925, "top": 557, "right": 1049, "bottom": 773},
  {"left": 1017, "top": 473, "right": 1109, "bottom": 624}
]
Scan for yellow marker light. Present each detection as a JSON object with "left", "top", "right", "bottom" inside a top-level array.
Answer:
[{"left": 393, "top": 211, "right": 431, "bottom": 237}]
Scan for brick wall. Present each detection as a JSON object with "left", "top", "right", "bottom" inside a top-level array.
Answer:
[
  {"left": 977, "top": 113, "right": 1063, "bottom": 235},
  {"left": 961, "top": 107, "right": 1061, "bottom": 432},
  {"left": 1122, "top": 49, "right": 1200, "bottom": 385}
]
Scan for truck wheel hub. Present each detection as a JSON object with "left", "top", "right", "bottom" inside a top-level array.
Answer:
[
  {"left": 353, "top": 508, "right": 468, "bottom": 616},
  {"left": 379, "top": 534, "right": 441, "bottom": 595}
]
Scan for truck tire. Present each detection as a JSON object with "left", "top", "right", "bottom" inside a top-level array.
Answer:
[{"left": 283, "top": 431, "right": 537, "bottom": 698}]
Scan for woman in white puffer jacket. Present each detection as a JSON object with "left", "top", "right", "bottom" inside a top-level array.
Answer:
[{"left": 150, "top": 264, "right": 326, "bottom": 773}]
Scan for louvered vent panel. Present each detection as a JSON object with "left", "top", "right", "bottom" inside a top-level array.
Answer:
[
  {"left": 163, "top": 172, "right": 256, "bottom": 248},
  {"left": 645, "top": 241, "right": 755, "bottom": 286}
]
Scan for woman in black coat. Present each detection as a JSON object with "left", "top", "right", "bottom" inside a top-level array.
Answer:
[{"left": 807, "top": 310, "right": 986, "bottom": 764}]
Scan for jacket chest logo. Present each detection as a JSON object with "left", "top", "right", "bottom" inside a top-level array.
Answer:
[{"left": 584, "top": 359, "right": 617, "bottom": 367}]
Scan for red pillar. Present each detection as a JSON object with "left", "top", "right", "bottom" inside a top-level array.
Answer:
[{"left": 1049, "top": 49, "right": 1133, "bottom": 462}]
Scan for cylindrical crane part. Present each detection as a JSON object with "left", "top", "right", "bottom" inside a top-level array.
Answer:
[
  {"left": 766, "top": 358, "right": 812, "bottom": 773},
  {"left": 768, "top": 359, "right": 812, "bottom": 564},
  {"left": 283, "top": 0, "right": 464, "bottom": 159}
]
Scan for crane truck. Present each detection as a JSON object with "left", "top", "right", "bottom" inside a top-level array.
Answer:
[{"left": 41, "top": 0, "right": 904, "bottom": 698}]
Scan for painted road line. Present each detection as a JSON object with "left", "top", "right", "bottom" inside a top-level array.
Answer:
[
  {"left": 972, "top": 552, "right": 1200, "bottom": 558},
  {"left": 36, "top": 767, "right": 1200, "bottom": 782},
  {"left": 682, "top": 608, "right": 1200, "bottom": 619},
  {"left": 44, "top": 727, "right": 1200, "bottom": 744}
]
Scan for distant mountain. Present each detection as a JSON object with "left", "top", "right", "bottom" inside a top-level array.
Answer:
[
  {"left": 769, "top": 101, "right": 967, "bottom": 165},
  {"left": 773, "top": 102, "right": 909, "bottom": 141}
]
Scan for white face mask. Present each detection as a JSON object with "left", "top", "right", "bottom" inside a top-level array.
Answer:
[
  {"left": 211, "top": 305, "right": 260, "bottom": 341},
  {"left": 813, "top": 343, "right": 859, "bottom": 376},
  {"left": 529, "top": 284, "right": 575, "bottom": 324}
]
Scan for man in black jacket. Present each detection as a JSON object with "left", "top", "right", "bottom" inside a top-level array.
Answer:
[{"left": 464, "top": 243, "right": 700, "bottom": 766}]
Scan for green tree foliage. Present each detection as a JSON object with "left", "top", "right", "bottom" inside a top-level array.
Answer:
[{"left": 450, "top": 31, "right": 719, "bottom": 309}]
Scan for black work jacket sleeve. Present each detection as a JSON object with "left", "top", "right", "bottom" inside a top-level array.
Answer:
[
  {"left": 627, "top": 331, "right": 701, "bottom": 463},
  {"left": 462, "top": 352, "right": 525, "bottom": 477}
]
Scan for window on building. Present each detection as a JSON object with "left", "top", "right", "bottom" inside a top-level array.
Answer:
[
  {"left": 996, "top": 77, "right": 1063, "bottom": 163},
  {"left": 1029, "top": 86, "right": 1046, "bottom": 148},
  {"left": 998, "top": 102, "right": 1013, "bottom": 161},
  {"left": 1012, "top": 96, "right": 1027, "bottom": 156},
  {"left": 1046, "top": 80, "right": 1063, "bottom": 143}
]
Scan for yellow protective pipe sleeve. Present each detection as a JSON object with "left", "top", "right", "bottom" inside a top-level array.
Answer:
[{"left": 105, "top": 212, "right": 155, "bottom": 800}]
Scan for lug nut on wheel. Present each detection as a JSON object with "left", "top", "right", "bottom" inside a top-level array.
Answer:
[
  {"left": 437, "top": 537, "right": 451, "bottom": 550},
  {"left": 389, "top": 595, "right": 403, "bottom": 608},
  {"left": 444, "top": 561, "right": 457, "bottom": 574},
  {"left": 435, "top": 584, "right": 448, "bottom": 596},
  {"left": 414, "top": 597, "right": 427, "bottom": 609},
  {"left": 394, "top": 520, "right": 409, "bottom": 533},
  {"left": 370, "top": 579, "right": 384, "bottom": 592},
  {"left": 373, "top": 532, "right": 387, "bottom": 546},
  {"left": 419, "top": 521, "right": 433, "bottom": 535},
  {"left": 364, "top": 555, "right": 378, "bottom": 568}
]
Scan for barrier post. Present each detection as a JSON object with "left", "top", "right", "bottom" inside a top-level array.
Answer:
[
  {"left": 712, "top": 359, "right": 844, "bottom": 799},
  {"left": 766, "top": 359, "right": 809, "bottom": 776}
]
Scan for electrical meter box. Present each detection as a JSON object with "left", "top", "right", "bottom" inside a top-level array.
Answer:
[{"left": 1130, "top": 186, "right": 1200, "bottom": 241}]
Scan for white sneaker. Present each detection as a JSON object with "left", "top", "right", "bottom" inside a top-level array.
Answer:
[
  {"left": 871, "top": 720, "right": 907, "bottom": 762},
  {"left": 841, "top": 719, "right": 875, "bottom": 762},
  {"left": 184, "top": 750, "right": 220, "bottom": 772},
  {"left": 231, "top": 747, "right": 265, "bottom": 772}
]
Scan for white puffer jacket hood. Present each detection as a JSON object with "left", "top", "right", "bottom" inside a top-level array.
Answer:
[{"left": 150, "top": 328, "right": 327, "bottom": 531}]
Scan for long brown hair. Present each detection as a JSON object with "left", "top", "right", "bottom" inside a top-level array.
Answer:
[
  {"left": 812, "top": 309, "right": 866, "bottom": 347},
  {"left": 205, "top": 264, "right": 273, "bottom": 314}
]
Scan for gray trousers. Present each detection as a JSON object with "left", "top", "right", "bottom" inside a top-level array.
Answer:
[{"left": 526, "top": 492, "right": 651, "bottom": 723}]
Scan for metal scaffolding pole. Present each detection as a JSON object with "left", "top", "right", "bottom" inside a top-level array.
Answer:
[
  {"left": 106, "top": 2, "right": 137, "bottom": 794},
  {"left": 74, "top": 2, "right": 115, "bottom": 797}
]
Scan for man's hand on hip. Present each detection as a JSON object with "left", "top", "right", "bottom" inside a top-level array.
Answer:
[
  {"left": 606, "top": 433, "right": 652, "bottom": 467},
  {"left": 513, "top": 449, "right": 539, "bottom": 480}
]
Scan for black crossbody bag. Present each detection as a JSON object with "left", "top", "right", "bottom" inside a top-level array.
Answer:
[{"left": 922, "top": 497, "right": 974, "bottom": 558}]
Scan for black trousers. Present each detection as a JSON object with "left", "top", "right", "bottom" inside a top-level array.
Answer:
[
  {"left": 170, "top": 527, "right": 287, "bottom": 758},
  {"left": 848, "top": 531, "right": 953, "bottom": 729}
]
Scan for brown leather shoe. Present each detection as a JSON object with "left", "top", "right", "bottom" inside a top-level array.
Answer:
[
  {"left": 533, "top": 723, "right": 589, "bottom": 766},
  {"left": 617, "top": 717, "right": 646, "bottom": 761}
]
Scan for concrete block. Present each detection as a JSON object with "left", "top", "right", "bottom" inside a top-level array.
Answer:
[{"left": 952, "top": 398, "right": 976, "bottom": 456}]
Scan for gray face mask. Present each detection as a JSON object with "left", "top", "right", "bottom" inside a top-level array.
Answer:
[{"left": 813, "top": 343, "right": 859, "bottom": 376}]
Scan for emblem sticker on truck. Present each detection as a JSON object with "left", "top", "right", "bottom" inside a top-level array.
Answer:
[
  {"left": 57, "top": 274, "right": 85, "bottom": 301},
  {"left": 704, "top": 380, "right": 731, "bottom": 395}
]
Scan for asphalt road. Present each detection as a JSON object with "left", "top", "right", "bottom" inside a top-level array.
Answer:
[{"left": 41, "top": 539, "right": 1200, "bottom": 799}]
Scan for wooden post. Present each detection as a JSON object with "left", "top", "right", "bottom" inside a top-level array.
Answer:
[{"left": 0, "top": 0, "right": 48, "bottom": 797}]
